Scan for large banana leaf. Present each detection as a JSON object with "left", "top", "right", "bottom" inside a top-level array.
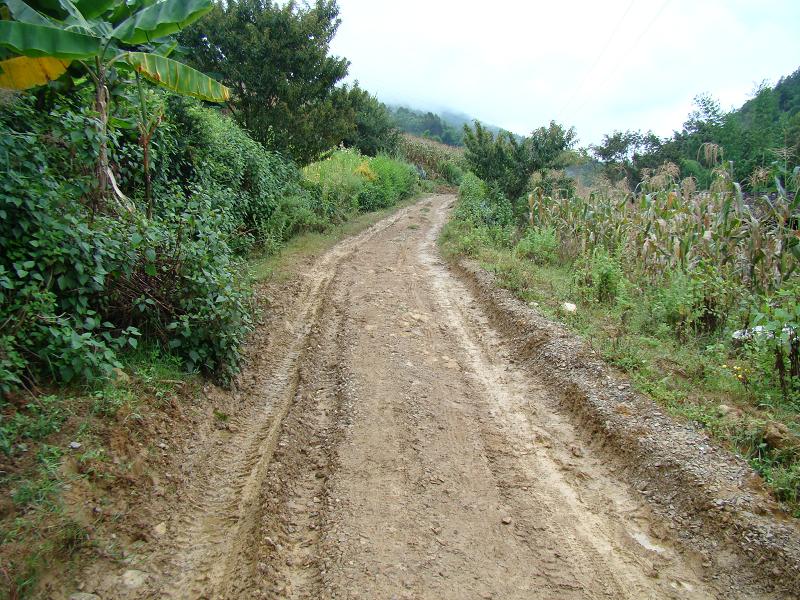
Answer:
[
  {"left": 74, "top": 0, "right": 119, "bottom": 19},
  {"left": 54, "top": 0, "right": 93, "bottom": 31},
  {"left": 123, "top": 51, "right": 230, "bottom": 102},
  {"left": 111, "top": 0, "right": 212, "bottom": 44},
  {"left": 0, "top": 20, "right": 101, "bottom": 59},
  {"left": 108, "top": 0, "right": 157, "bottom": 22},
  {"left": 5, "top": 0, "right": 56, "bottom": 26},
  {"left": 0, "top": 54, "right": 70, "bottom": 88}
]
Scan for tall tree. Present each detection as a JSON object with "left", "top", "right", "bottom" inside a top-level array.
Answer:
[
  {"left": 463, "top": 120, "right": 575, "bottom": 199},
  {"left": 180, "top": 0, "right": 352, "bottom": 164},
  {"left": 342, "top": 86, "right": 399, "bottom": 156}
]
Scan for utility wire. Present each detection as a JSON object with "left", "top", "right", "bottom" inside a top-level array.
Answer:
[
  {"left": 558, "top": 0, "right": 636, "bottom": 120},
  {"left": 569, "top": 0, "right": 673, "bottom": 125}
]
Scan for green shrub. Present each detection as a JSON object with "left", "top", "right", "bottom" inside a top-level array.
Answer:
[
  {"left": 456, "top": 173, "right": 513, "bottom": 229},
  {"left": 165, "top": 99, "right": 319, "bottom": 254},
  {"left": 303, "top": 149, "right": 418, "bottom": 216},
  {"left": 515, "top": 226, "right": 558, "bottom": 264},
  {"left": 1, "top": 98, "right": 138, "bottom": 390},
  {"left": 439, "top": 161, "right": 465, "bottom": 185},
  {"left": 649, "top": 264, "right": 745, "bottom": 338},
  {"left": 576, "top": 248, "right": 624, "bottom": 305},
  {"left": 302, "top": 149, "right": 366, "bottom": 219},
  {"left": 104, "top": 193, "right": 254, "bottom": 383},
  {"left": 0, "top": 94, "right": 252, "bottom": 392},
  {"left": 749, "top": 280, "right": 800, "bottom": 406},
  {"left": 359, "top": 155, "right": 418, "bottom": 211}
]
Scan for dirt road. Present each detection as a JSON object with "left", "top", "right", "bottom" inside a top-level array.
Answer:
[{"left": 80, "top": 195, "right": 793, "bottom": 599}]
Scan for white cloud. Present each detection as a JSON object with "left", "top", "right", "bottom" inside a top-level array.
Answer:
[{"left": 330, "top": 0, "right": 800, "bottom": 145}]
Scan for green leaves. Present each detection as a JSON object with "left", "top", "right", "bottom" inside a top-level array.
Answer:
[
  {"left": 74, "top": 0, "right": 118, "bottom": 19},
  {"left": 0, "top": 20, "right": 101, "bottom": 59},
  {"left": 111, "top": 0, "right": 212, "bottom": 44},
  {"left": 4, "top": 0, "right": 56, "bottom": 27},
  {"left": 122, "top": 51, "right": 230, "bottom": 102}
]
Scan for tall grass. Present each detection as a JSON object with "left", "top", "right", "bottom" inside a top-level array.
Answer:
[{"left": 302, "top": 149, "right": 420, "bottom": 220}]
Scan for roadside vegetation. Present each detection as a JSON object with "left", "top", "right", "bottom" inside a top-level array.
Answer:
[
  {"left": 441, "top": 94, "right": 800, "bottom": 517},
  {"left": 398, "top": 133, "right": 467, "bottom": 185}
]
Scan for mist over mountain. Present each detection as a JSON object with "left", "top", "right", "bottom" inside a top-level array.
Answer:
[{"left": 385, "top": 103, "right": 511, "bottom": 146}]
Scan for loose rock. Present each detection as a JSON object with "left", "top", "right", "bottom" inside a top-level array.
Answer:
[{"left": 121, "top": 570, "right": 148, "bottom": 589}]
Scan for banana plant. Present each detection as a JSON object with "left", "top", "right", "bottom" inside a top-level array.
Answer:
[{"left": 0, "top": 0, "right": 230, "bottom": 210}]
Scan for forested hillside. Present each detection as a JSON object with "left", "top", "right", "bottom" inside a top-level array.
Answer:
[
  {"left": 591, "top": 67, "right": 800, "bottom": 190},
  {"left": 387, "top": 105, "right": 510, "bottom": 147},
  {"left": 388, "top": 106, "right": 465, "bottom": 146}
]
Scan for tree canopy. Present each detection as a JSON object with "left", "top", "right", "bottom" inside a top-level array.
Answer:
[
  {"left": 591, "top": 67, "right": 800, "bottom": 190},
  {"left": 463, "top": 120, "right": 576, "bottom": 200},
  {"left": 180, "top": 0, "right": 353, "bottom": 164}
]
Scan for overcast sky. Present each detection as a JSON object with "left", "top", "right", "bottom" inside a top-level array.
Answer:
[{"left": 329, "top": 0, "right": 800, "bottom": 146}]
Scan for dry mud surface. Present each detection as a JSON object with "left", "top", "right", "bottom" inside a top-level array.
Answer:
[{"left": 77, "top": 195, "right": 800, "bottom": 599}]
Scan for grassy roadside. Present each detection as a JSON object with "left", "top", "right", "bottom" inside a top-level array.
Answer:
[
  {"left": 439, "top": 216, "right": 800, "bottom": 518},
  {"left": 0, "top": 348, "right": 197, "bottom": 598}
]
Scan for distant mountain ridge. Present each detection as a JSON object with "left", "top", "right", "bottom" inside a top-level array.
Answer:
[{"left": 385, "top": 104, "right": 508, "bottom": 147}]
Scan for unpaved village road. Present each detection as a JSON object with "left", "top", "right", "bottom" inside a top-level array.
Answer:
[{"left": 81, "top": 195, "right": 792, "bottom": 599}]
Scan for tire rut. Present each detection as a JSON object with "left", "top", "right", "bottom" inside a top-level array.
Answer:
[{"left": 86, "top": 205, "right": 414, "bottom": 600}]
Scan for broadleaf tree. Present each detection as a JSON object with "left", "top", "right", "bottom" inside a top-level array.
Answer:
[
  {"left": 180, "top": 0, "right": 353, "bottom": 164},
  {"left": 463, "top": 120, "right": 576, "bottom": 200}
]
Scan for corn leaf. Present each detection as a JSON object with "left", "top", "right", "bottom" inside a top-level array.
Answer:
[
  {"left": 123, "top": 51, "right": 230, "bottom": 102},
  {"left": 0, "top": 20, "right": 101, "bottom": 59},
  {"left": 111, "top": 0, "right": 212, "bottom": 44},
  {"left": 0, "top": 54, "right": 70, "bottom": 88}
]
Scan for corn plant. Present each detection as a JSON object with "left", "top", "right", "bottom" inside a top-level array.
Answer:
[
  {"left": 528, "top": 167, "right": 800, "bottom": 295},
  {"left": 398, "top": 133, "right": 467, "bottom": 183}
]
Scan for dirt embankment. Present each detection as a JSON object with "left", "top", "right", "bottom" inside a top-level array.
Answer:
[{"left": 63, "top": 194, "right": 799, "bottom": 599}]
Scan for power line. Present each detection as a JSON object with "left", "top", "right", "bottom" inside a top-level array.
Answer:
[
  {"left": 568, "top": 0, "right": 673, "bottom": 125},
  {"left": 558, "top": 0, "right": 636, "bottom": 120}
]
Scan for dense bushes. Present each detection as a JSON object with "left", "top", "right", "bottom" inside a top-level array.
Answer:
[
  {"left": 454, "top": 173, "right": 513, "bottom": 229},
  {"left": 302, "top": 149, "right": 419, "bottom": 217},
  {"left": 0, "top": 94, "right": 255, "bottom": 390},
  {"left": 514, "top": 226, "right": 558, "bottom": 264},
  {"left": 166, "top": 100, "right": 326, "bottom": 254},
  {"left": 0, "top": 90, "right": 419, "bottom": 395}
]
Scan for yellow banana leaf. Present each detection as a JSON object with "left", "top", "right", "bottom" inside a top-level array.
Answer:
[
  {"left": 0, "top": 55, "right": 70, "bottom": 90},
  {"left": 123, "top": 52, "right": 230, "bottom": 102}
]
